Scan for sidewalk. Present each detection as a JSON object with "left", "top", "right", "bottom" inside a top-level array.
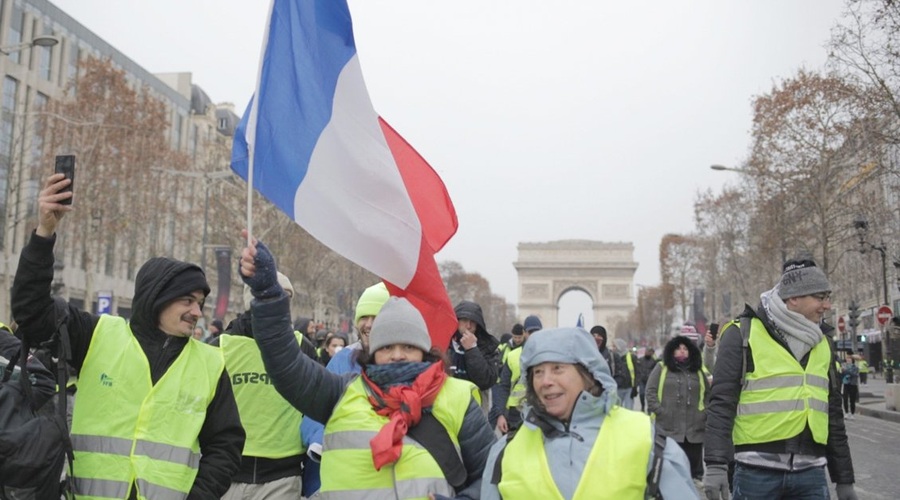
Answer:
[{"left": 854, "top": 376, "right": 900, "bottom": 424}]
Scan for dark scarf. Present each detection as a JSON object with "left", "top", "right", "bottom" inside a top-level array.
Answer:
[{"left": 362, "top": 361, "right": 447, "bottom": 470}]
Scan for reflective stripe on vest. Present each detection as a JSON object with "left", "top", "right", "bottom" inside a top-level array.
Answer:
[
  {"left": 506, "top": 348, "right": 526, "bottom": 408},
  {"left": 71, "top": 315, "right": 224, "bottom": 499},
  {"left": 733, "top": 318, "right": 830, "bottom": 446},
  {"left": 319, "top": 376, "right": 475, "bottom": 499},
  {"left": 626, "top": 353, "right": 636, "bottom": 385},
  {"left": 499, "top": 406, "right": 652, "bottom": 499},
  {"left": 657, "top": 365, "right": 706, "bottom": 412},
  {"left": 220, "top": 332, "right": 306, "bottom": 458}
]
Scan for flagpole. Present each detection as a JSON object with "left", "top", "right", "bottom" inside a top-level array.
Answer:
[{"left": 244, "top": 0, "right": 277, "bottom": 246}]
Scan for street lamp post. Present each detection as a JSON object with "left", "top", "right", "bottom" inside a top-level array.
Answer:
[
  {"left": 853, "top": 215, "right": 893, "bottom": 383},
  {"left": 0, "top": 35, "right": 59, "bottom": 55}
]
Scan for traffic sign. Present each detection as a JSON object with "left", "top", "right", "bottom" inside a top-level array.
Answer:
[
  {"left": 837, "top": 316, "right": 846, "bottom": 333},
  {"left": 877, "top": 305, "right": 893, "bottom": 326}
]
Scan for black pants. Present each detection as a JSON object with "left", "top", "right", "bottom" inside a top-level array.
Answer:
[
  {"left": 842, "top": 384, "right": 858, "bottom": 414},
  {"left": 677, "top": 439, "right": 704, "bottom": 479}
]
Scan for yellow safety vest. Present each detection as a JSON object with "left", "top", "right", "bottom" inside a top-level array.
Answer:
[
  {"left": 734, "top": 318, "right": 830, "bottom": 446},
  {"left": 319, "top": 375, "right": 476, "bottom": 499},
  {"left": 858, "top": 360, "right": 869, "bottom": 374},
  {"left": 657, "top": 365, "right": 706, "bottom": 411},
  {"left": 220, "top": 332, "right": 306, "bottom": 458},
  {"left": 71, "top": 315, "right": 224, "bottom": 499},
  {"left": 499, "top": 406, "right": 651, "bottom": 499},
  {"left": 625, "top": 352, "right": 636, "bottom": 385},
  {"left": 505, "top": 348, "right": 526, "bottom": 409}
]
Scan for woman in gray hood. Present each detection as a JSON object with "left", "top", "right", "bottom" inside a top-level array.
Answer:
[{"left": 481, "top": 327, "right": 699, "bottom": 499}]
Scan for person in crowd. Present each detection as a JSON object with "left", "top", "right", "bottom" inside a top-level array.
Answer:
[
  {"left": 703, "top": 259, "right": 857, "bottom": 500},
  {"left": 215, "top": 273, "right": 309, "bottom": 499},
  {"left": 857, "top": 355, "right": 868, "bottom": 385},
  {"left": 616, "top": 339, "right": 639, "bottom": 410},
  {"left": 318, "top": 333, "right": 348, "bottom": 367},
  {"left": 480, "top": 327, "right": 699, "bottom": 499},
  {"left": 192, "top": 326, "right": 206, "bottom": 341},
  {"left": 298, "top": 281, "right": 390, "bottom": 497},
  {"left": 11, "top": 174, "right": 244, "bottom": 498},
  {"left": 590, "top": 325, "right": 635, "bottom": 409},
  {"left": 295, "top": 317, "right": 317, "bottom": 345},
  {"left": 509, "top": 323, "right": 525, "bottom": 350},
  {"left": 314, "top": 329, "right": 329, "bottom": 356},
  {"left": 635, "top": 346, "right": 659, "bottom": 413},
  {"left": 239, "top": 235, "right": 495, "bottom": 498},
  {"left": 204, "top": 318, "right": 224, "bottom": 344},
  {"left": 494, "top": 315, "right": 542, "bottom": 434},
  {"left": 646, "top": 335, "right": 709, "bottom": 489},
  {"left": 497, "top": 332, "right": 512, "bottom": 360},
  {"left": 451, "top": 300, "right": 501, "bottom": 415},
  {"left": 841, "top": 353, "right": 860, "bottom": 420}
]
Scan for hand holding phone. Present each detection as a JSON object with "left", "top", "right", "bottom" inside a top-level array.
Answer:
[
  {"left": 709, "top": 323, "right": 720, "bottom": 341},
  {"left": 54, "top": 155, "right": 75, "bottom": 205}
]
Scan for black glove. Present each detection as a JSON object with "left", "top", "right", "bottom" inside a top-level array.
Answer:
[
  {"left": 835, "top": 484, "right": 858, "bottom": 500},
  {"left": 631, "top": 386, "right": 638, "bottom": 399},
  {"left": 239, "top": 240, "right": 283, "bottom": 300}
]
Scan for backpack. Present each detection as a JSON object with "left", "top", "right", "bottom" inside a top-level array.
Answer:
[{"left": 0, "top": 304, "right": 74, "bottom": 499}]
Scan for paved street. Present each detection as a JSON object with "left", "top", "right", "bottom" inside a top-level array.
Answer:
[{"left": 831, "top": 411, "right": 900, "bottom": 499}]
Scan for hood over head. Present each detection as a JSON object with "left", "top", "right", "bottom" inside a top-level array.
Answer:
[
  {"left": 662, "top": 335, "right": 702, "bottom": 371},
  {"left": 131, "top": 257, "right": 209, "bottom": 335},
  {"left": 294, "top": 317, "right": 312, "bottom": 334},
  {"left": 454, "top": 300, "right": 487, "bottom": 331},
  {"left": 521, "top": 327, "right": 617, "bottom": 397}
]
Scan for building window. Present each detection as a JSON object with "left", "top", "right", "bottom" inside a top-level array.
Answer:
[
  {"left": 0, "top": 77, "right": 19, "bottom": 249},
  {"left": 38, "top": 26, "right": 53, "bottom": 81},
  {"left": 7, "top": 4, "right": 24, "bottom": 65},
  {"left": 218, "top": 117, "right": 227, "bottom": 130},
  {"left": 66, "top": 42, "right": 79, "bottom": 94},
  {"left": 173, "top": 112, "right": 184, "bottom": 150}
]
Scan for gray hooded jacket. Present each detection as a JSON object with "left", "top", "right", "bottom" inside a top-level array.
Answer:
[{"left": 480, "top": 327, "right": 699, "bottom": 499}]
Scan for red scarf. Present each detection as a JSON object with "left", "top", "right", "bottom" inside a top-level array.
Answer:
[{"left": 362, "top": 361, "right": 448, "bottom": 470}]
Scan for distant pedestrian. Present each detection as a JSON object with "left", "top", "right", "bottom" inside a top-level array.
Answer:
[
  {"left": 841, "top": 353, "right": 859, "bottom": 419},
  {"left": 646, "top": 335, "right": 709, "bottom": 487},
  {"left": 857, "top": 356, "right": 868, "bottom": 384}
]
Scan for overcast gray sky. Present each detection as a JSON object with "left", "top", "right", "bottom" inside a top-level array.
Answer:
[{"left": 53, "top": 0, "right": 847, "bottom": 324}]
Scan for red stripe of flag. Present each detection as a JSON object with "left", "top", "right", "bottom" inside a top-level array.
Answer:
[{"left": 378, "top": 118, "right": 458, "bottom": 349}]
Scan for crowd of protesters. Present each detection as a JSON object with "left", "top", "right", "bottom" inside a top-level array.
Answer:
[{"left": 0, "top": 173, "right": 861, "bottom": 499}]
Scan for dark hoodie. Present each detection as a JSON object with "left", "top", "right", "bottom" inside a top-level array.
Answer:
[
  {"left": 590, "top": 326, "right": 632, "bottom": 390},
  {"left": 11, "top": 231, "right": 244, "bottom": 500},
  {"left": 451, "top": 301, "right": 500, "bottom": 390}
]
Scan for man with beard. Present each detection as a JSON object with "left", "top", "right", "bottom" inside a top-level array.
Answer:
[{"left": 12, "top": 174, "right": 244, "bottom": 499}]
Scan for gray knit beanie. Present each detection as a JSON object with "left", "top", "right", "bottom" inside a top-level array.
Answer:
[
  {"left": 368, "top": 297, "right": 431, "bottom": 353},
  {"left": 777, "top": 259, "right": 831, "bottom": 299}
]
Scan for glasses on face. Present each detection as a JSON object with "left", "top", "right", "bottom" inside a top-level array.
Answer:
[{"left": 809, "top": 292, "right": 832, "bottom": 302}]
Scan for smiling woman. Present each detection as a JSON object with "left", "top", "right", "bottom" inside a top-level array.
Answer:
[{"left": 480, "top": 327, "right": 701, "bottom": 499}]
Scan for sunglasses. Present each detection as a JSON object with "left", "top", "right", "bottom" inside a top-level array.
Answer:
[{"left": 809, "top": 292, "right": 832, "bottom": 301}]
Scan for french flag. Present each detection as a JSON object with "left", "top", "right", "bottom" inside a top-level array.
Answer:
[{"left": 231, "top": 0, "right": 459, "bottom": 349}]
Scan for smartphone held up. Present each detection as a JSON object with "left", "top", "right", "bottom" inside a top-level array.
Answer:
[{"left": 54, "top": 154, "right": 75, "bottom": 205}]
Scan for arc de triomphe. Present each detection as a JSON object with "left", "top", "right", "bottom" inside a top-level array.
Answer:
[{"left": 514, "top": 240, "right": 637, "bottom": 331}]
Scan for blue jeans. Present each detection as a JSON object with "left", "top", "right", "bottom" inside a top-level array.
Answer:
[{"left": 732, "top": 463, "right": 829, "bottom": 500}]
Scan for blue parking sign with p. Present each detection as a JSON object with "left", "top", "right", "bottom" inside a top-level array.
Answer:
[{"left": 97, "top": 291, "right": 112, "bottom": 315}]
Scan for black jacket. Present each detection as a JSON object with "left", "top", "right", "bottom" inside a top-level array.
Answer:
[
  {"left": 250, "top": 293, "right": 496, "bottom": 498},
  {"left": 12, "top": 231, "right": 245, "bottom": 499},
  {"left": 704, "top": 304, "right": 854, "bottom": 485},
  {"left": 450, "top": 301, "right": 500, "bottom": 390}
]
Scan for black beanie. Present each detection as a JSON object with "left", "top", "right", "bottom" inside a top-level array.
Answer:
[{"left": 151, "top": 267, "right": 210, "bottom": 319}]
